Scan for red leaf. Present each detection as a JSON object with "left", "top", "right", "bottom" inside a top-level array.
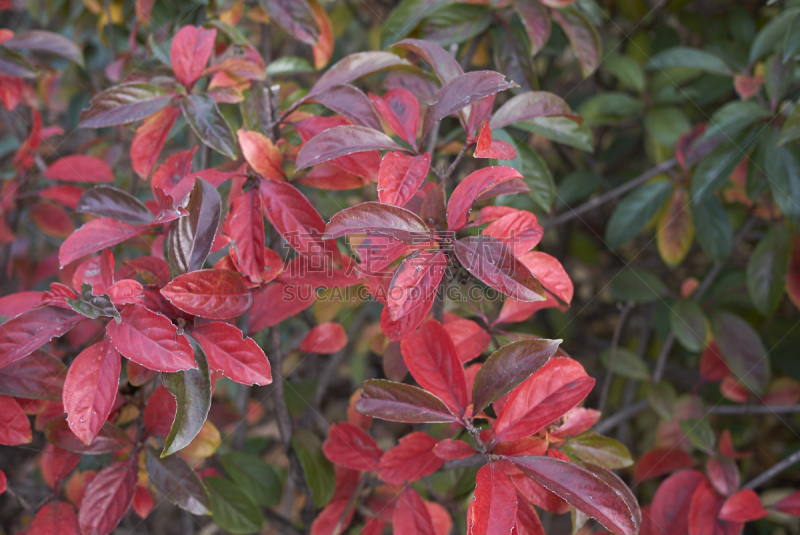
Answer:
[
  {"left": 718, "top": 489, "right": 767, "bottom": 522},
  {"left": 706, "top": 457, "right": 739, "bottom": 497},
  {"left": 369, "top": 89, "right": 420, "bottom": 149},
  {"left": 515, "top": 492, "right": 546, "bottom": 535},
  {"left": 59, "top": 218, "right": 144, "bottom": 268},
  {"left": 774, "top": 491, "right": 800, "bottom": 516},
  {"left": 105, "top": 304, "right": 196, "bottom": 372},
  {"left": 0, "top": 307, "right": 82, "bottom": 369},
  {"left": 308, "top": 51, "right": 410, "bottom": 99},
  {"left": 322, "top": 422, "right": 383, "bottom": 472},
  {"left": 131, "top": 106, "right": 181, "bottom": 179},
  {"left": 30, "top": 501, "right": 80, "bottom": 535},
  {"left": 422, "top": 71, "right": 517, "bottom": 136},
  {"left": 649, "top": 470, "right": 706, "bottom": 535},
  {"left": 225, "top": 188, "right": 269, "bottom": 283},
  {"left": 493, "top": 436, "right": 548, "bottom": 457},
  {"left": 401, "top": 320, "right": 468, "bottom": 417},
  {"left": 447, "top": 166, "right": 523, "bottom": 231},
  {"left": 161, "top": 269, "right": 253, "bottom": 320},
  {"left": 40, "top": 185, "right": 85, "bottom": 209},
  {"left": 151, "top": 147, "right": 197, "bottom": 196},
  {"left": 392, "top": 39, "right": 464, "bottom": 85},
  {"left": 426, "top": 501, "right": 452, "bottom": 535},
  {"left": 0, "top": 469, "right": 7, "bottom": 494},
  {"left": 393, "top": 487, "right": 436, "bottom": 535},
  {"left": 443, "top": 313, "right": 490, "bottom": 363},
  {"left": 170, "top": 26, "right": 217, "bottom": 87},
  {"left": 483, "top": 211, "right": 543, "bottom": 256},
  {"left": 0, "top": 395, "right": 31, "bottom": 445},
  {"left": 296, "top": 125, "right": 407, "bottom": 170},
  {"left": 454, "top": 235, "right": 545, "bottom": 302},
  {"left": 78, "top": 460, "right": 137, "bottom": 535},
  {"left": 518, "top": 252, "right": 572, "bottom": 305},
  {"left": 510, "top": 456, "right": 638, "bottom": 535},
  {"left": 377, "top": 152, "right": 431, "bottom": 207},
  {"left": 30, "top": 201, "right": 74, "bottom": 238},
  {"left": 192, "top": 322, "right": 272, "bottom": 385},
  {"left": 38, "top": 443, "right": 80, "bottom": 489},
  {"left": 474, "top": 120, "right": 517, "bottom": 160},
  {"left": 108, "top": 280, "right": 144, "bottom": 305},
  {"left": 379, "top": 431, "right": 443, "bottom": 484},
  {"left": 633, "top": 448, "right": 696, "bottom": 483},
  {"left": 0, "top": 291, "right": 44, "bottom": 319},
  {"left": 313, "top": 85, "right": 383, "bottom": 131},
  {"left": 296, "top": 162, "right": 369, "bottom": 190},
  {"left": 688, "top": 480, "right": 742, "bottom": 535},
  {"left": 259, "top": 178, "right": 339, "bottom": 262},
  {"left": 249, "top": 282, "right": 315, "bottom": 332},
  {"left": 310, "top": 0, "right": 333, "bottom": 69},
  {"left": 468, "top": 462, "right": 517, "bottom": 535},
  {"left": 311, "top": 498, "right": 354, "bottom": 535},
  {"left": 355, "top": 379, "right": 461, "bottom": 424},
  {"left": 132, "top": 486, "right": 154, "bottom": 518},
  {"left": 326, "top": 201, "right": 430, "bottom": 245},
  {"left": 300, "top": 322, "right": 347, "bottom": 354},
  {"left": 699, "top": 341, "right": 730, "bottom": 382},
  {"left": 494, "top": 357, "right": 594, "bottom": 443},
  {"left": 513, "top": 474, "right": 569, "bottom": 514},
  {"left": 44, "top": 155, "right": 113, "bottom": 183},
  {"left": 0, "top": 350, "right": 66, "bottom": 400},
  {"left": 63, "top": 340, "right": 121, "bottom": 445},
  {"left": 433, "top": 439, "right": 476, "bottom": 461},
  {"left": 143, "top": 386, "right": 176, "bottom": 437},
  {"left": 237, "top": 129, "right": 284, "bottom": 179},
  {"left": 719, "top": 430, "right": 752, "bottom": 460},
  {"left": 388, "top": 250, "right": 447, "bottom": 321},
  {"left": 491, "top": 91, "right": 580, "bottom": 129}
]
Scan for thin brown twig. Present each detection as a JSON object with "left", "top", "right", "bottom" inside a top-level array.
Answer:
[{"left": 597, "top": 302, "right": 634, "bottom": 414}]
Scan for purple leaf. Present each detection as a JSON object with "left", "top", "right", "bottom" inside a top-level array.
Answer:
[
  {"left": 296, "top": 125, "right": 408, "bottom": 170},
  {"left": 325, "top": 201, "right": 430, "bottom": 243},
  {"left": 355, "top": 379, "right": 461, "bottom": 423}
]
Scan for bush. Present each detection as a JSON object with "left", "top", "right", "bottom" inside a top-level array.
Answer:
[{"left": 1, "top": 1, "right": 800, "bottom": 534}]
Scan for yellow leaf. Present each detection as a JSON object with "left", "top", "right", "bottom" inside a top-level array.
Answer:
[
  {"left": 247, "top": 6, "right": 271, "bottom": 24},
  {"left": 309, "top": 0, "right": 333, "bottom": 70},
  {"left": 181, "top": 421, "right": 221, "bottom": 459},
  {"left": 657, "top": 185, "right": 694, "bottom": 267},
  {"left": 219, "top": 0, "right": 244, "bottom": 26}
]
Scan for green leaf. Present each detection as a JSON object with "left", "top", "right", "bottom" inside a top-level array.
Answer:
[
  {"left": 291, "top": 428, "right": 335, "bottom": 507},
  {"left": 600, "top": 347, "right": 651, "bottom": 381},
  {"left": 699, "top": 101, "right": 771, "bottom": 141},
  {"left": 750, "top": 8, "right": 800, "bottom": 64},
  {"left": 161, "top": 336, "right": 211, "bottom": 457},
  {"left": 266, "top": 56, "right": 314, "bottom": 76},
  {"left": 765, "top": 135, "right": 800, "bottom": 227},
  {"left": 421, "top": 4, "right": 492, "bottom": 47},
  {"left": 778, "top": 105, "right": 800, "bottom": 145},
  {"left": 556, "top": 170, "right": 602, "bottom": 208},
  {"left": 181, "top": 94, "right": 238, "bottom": 159},
  {"left": 784, "top": 13, "right": 800, "bottom": 62},
  {"left": 691, "top": 194, "right": 733, "bottom": 263},
  {"left": 669, "top": 300, "right": 707, "bottom": 352},
  {"left": 284, "top": 378, "right": 317, "bottom": 418},
  {"left": 747, "top": 224, "right": 790, "bottom": 316},
  {"left": 561, "top": 431, "right": 633, "bottom": 469},
  {"left": 513, "top": 116, "right": 594, "bottom": 151},
  {"left": 206, "top": 477, "right": 264, "bottom": 535},
  {"left": 711, "top": 311, "right": 771, "bottom": 395},
  {"left": 690, "top": 134, "right": 756, "bottom": 203},
  {"left": 646, "top": 47, "right": 732, "bottom": 76},
  {"left": 494, "top": 130, "right": 555, "bottom": 212},
  {"left": 381, "top": 0, "right": 450, "bottom": 48},
  {"left": 66, "top": 284, "right": 121, "bottom": 322},
  {"left": 609, "top": 267, "right": 669, "bottom": 303},
  {"left": 578, "top": 92, "right": 643, "bottom": 125},
  {"left": 644, "top": 107, "right": 691, "bottom": 148},
  {"left": 145, "top": 449, "right": 212, "bottom": 515},
  {"left": 647, "top": 381, "right": 676, "bottom": 421},
  {"left": 603, "top": 53, "right": 645, "bottom": 92},
  {"left": 605, "top": 179, "right": 672, "bottom": 249},
  {"left": 679, "top": 418, "right": 715, "bottom": 452},
  {"left": 219, "top": 452, "right": 283, "bottom": 507}
]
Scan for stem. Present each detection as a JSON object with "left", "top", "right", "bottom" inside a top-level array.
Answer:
[
  {"left": 710, "top": 404, "right": 800, "bottom": 415},
  {"left": 597, "top": 302, "right": 634, "bottom": 414},
  {"left": 544, "top": 158, "right": 677, "bottom": 228},
  {"left": 592, "top": 399, "right": 649, "bottom": 434},
  {"left": 261, "top": 508, "right": 303, "bottom": 535},
  {"left": 744, "top": 448, "right": 800, "bottom": 489}
]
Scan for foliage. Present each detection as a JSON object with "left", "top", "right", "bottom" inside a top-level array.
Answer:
[{"left": 1, "top": 1, "right": 800, "bottom": 535}]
